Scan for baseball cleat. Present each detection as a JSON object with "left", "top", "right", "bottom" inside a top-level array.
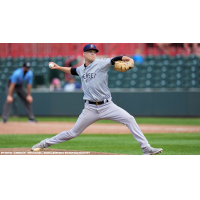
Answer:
[
  {"left": 31, "top": 140, "right": 46, "bottom": 151},
  {"left": 32, "top": 148, "right": 42, "bottom": 152},
  {"left": 143, "top": 147, "right": 163, "bottom": 155}
]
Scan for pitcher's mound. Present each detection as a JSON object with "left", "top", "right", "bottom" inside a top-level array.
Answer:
[{"left": 0, "top": 148, "right": 124, "bottom": 155}]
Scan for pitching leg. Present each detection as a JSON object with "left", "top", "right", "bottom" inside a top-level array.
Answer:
[
  {"left": 43, "top": 107, "right": 100, "bottom": 147},
  {"left": 98, "top": 102, "right": 151, "bottom": 150}
]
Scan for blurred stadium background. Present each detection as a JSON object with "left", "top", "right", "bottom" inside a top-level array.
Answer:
[{"left": 0, "top": 43, "right": 200, "bottom": 117}]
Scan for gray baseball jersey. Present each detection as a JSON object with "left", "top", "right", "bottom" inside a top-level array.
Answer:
[{"left": 76, "top": 58, "right": 112, "bottom": 101}]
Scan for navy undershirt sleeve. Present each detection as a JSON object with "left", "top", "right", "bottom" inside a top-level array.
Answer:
[
  {"left": 111, "top": 56, "right": 123, "bottom": 65},
  {"left": 71, "top": 68, "right": 79, "bottom": 76}
]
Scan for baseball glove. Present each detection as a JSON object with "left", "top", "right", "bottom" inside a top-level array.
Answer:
[{"left": 114, "top": 61, "right": 134, "bottom": 72}]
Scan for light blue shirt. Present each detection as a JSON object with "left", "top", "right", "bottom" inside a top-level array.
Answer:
[
  {"left": 9, "top": 68, "right": 33, "bottom": 85},
  {"left": 76, "top": 58, "right": 112, "bottom": 101}
]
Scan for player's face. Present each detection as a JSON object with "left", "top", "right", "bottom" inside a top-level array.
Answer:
[{"left": 84, "top": 50, "right": 97, "bottom": 62}]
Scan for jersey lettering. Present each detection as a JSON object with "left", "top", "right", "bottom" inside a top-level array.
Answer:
[{"left": 82, "top": 73, "right": 96, "bottom": 80}]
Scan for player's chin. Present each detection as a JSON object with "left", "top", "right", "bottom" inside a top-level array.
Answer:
[{"left": 90, "top": 57, "right": 95, "bottom": 62}]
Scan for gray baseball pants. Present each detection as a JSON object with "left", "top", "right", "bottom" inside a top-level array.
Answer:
[
  {"left": 1, "top": 81, "right": 35, "bottom": 121},
  {"left": 44, "top": 100, "right": 150, "bottom": 150}
]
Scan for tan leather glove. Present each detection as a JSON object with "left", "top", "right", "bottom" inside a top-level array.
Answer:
[{"left": 114, "top": 61, "right": 134, "bottom": 72}]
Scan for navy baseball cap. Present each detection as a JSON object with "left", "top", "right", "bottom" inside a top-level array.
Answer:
[
  {"left": 83, "top": 44, "right": 99, "bottom": 53},
  {"left": 23, "top": 62, "right": 31, "bottom": 68}
]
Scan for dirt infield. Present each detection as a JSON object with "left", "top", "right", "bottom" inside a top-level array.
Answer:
[
  {"left": 0, "top": 122, "right": 200, "bottom": 134},
  {"left": 0, "top": 148, "right": 123, "bottom": 155}
]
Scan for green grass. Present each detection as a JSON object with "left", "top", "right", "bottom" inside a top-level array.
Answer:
[
  {"left": 0, "top": 133, "right": 200, "bottom": 155},
  {"left": 7, "top": 116, "right": 200, "bottom": 126}
]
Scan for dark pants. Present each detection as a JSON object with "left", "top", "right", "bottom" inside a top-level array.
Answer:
[{"left": 2, "top": 81, "right": 35, "bottom": 121}]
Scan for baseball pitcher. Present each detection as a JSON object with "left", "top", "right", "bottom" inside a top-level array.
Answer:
[{"left": 32, "top": 44, "right": 163, "bottom": 155}]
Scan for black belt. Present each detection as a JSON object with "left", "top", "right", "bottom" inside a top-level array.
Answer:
[{"left": 85, "top": 100, "right": 108, "bottom": 105}]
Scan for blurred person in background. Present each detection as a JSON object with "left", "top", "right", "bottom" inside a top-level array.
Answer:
[
  {"left": 1, "top": 62, "right": 37, "bottom": 123},
  {"left": 184, "top": 43, "right": 200, "bottom": 54},
  {"left": 132, "top": 49, "right": 144, "bottom": 63},
  {"left": 156, "top": 43, "right": 171, "bottom": 55},
  {"left": 49, "top": 78, "right": 62, "bottom": 92},
  {"left": 63, "top": 74, "right": 81, "bottom": 92}
]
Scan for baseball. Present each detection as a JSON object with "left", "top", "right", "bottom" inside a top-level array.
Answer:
[{"left": 49, "top": 63, "right": 54, "bottom": 68}]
